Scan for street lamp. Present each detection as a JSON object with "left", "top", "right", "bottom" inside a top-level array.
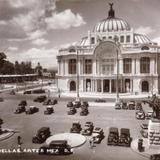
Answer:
[
  {"left": 76, "top": 46, "right": 80, "bottom": 101},
  {"left": 114, "top": 36, "right": 120, "bottom": 104}
]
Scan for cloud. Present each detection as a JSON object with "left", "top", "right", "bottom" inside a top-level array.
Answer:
[
  {"left": 8, "top": 47, "right": 18, "bottom": 51},
  {"left": 32, "top": 38, "right": 49, "bottom": 46},
  {"left": 45, "top": 9, "right": 86, "bottom": 30},
  {"left": 135, "top": 26, "right": 155, "bottom": 35},
  {"left": 0, "top": 21, "right": 7, "bottom": 25}
]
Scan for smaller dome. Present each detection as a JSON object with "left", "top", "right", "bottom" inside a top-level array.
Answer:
[{"left": 134, "top": 34, "right": 151, "bottom": 44}]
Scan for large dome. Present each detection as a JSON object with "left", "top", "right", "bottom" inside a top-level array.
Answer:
[
  {"left": 93, "top": 18, "right": 130, "bottom": 32},
  {"left": 93, "top": 3, "right": 130, "bottom": 32}
]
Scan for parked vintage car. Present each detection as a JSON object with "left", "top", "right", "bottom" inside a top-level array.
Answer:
[
  {"left": 32, "top": 127, "right": 51, "bottom": 144},
  {"left": 135, "top": 110, "right": 145, "bottom": 120},
  {"left": 119, "top": 128, "right": 132, "bottom": 147},
  {"left": 115, "top": 103, "right": 121, "bottom": 110},
  {"left": 34, "top": 95, "right": 47, "bottom": 103},
  {"left": 146, "top": 110, "right": 153, "bottom": 120},
  {"left": 23, "top": 90, "right": 32, "bottom": 94},
  {"left": 25, "top": 106, "right": 39, "bottom": 114},
  {"left": 19, "top": 100, "right": 27, "bottom": 107},
  {"left": 39, "top": 140, "right": 72, "bottom": 155},
  {"left": 67, "top": 101, "right": 73, "bottom": 108},
  {"left": 121, "top": 102, "right": 128, "bottom": 110},
  {"left": 95, "top": 98, "right": 106, "bottom": 103},
  {"left": 14, "top": 105, "right": 26, "bottom": 114},
  {"left": 92, "top": 127, "right": 104, "bottom": 144},
  {"left": 43, "top": 99, "right": 57, "bottom": 105},
  {"left": 73, "top": 100, "right": 81, "bottom": 108},
  {"left": 10, "top": 90, "right": 15, "bottom": 95},
  {"left": 140, "top": 123, "right": 148, "bottom": 138},
  {"left": 127, "top": 101, "right": 135, "bottom": 110},
  {"left": 70, "top": 122, "right": 82, "bottom": 133},
  {"left": 107, "top": 127, "right": 119, "bottom": 146},
  {"left": 67, "top": 107, "right": 77, "bottom": 115},
  {"left": 136, "top": 102, "right": 142, "bottom": 110},
  {"left": 44, "top": 106, "right": 54, "bottom": 115},
  {"left": 150, "top": 154, "right": 160, "bottom": 160},
  {"left": 82, "top": 101, "right": 89, "bottom": 107},
  {"left": 0, "top": 97, "right": 4, "bottom": 102},
  {"left": 80, "top": 108, "right": 89, "bottom": 116},
  {"left": 32, "top": 89, "right": 45, "bottom": 94},
  {"left": 81, "top": 122, "right": 94, "bottom": 136}
]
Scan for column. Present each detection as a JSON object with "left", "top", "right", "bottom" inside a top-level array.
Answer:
[
  {"left": 95, "top": 80, "right": 97, "bottom": 92},
  {"left": 65, "top": 59, "right": 68, "bottom": 75},
  {"left": 132, "top": 59, "right": 135, "bottom": 75},
  {"left": 119, "top": 59, "right": 123, "bottom": 74},
  {"left": 93, "top": 60, "right": 96, "bottom": 75},
  {"left": 136, "top": 58, "right": 140, "bottom": 74},
  {"left": 150, "top": 58, "right": 154, "bottom": 74}
]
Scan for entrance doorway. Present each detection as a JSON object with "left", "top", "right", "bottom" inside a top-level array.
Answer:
[
  {"left": 142, "top": 81, "right": 149, "bottom": 92},
  {"left": 70, "top": 81, "right": 76, "bottom": 91},
  {"left": 103, "top": 80, "right": 109, "bottom": 92}
]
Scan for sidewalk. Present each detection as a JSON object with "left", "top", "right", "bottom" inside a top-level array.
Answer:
[{"left": 131, "top": 138, "right": 160, "bottom": 158}]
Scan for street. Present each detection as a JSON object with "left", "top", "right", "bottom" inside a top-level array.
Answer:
[{"left": 0, "top": 92, "right": 148, "bottom": 160}]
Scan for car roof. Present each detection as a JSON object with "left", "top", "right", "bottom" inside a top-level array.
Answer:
[
  {"left": 38, "top": 127, "right": 50, "bottom": 132},
  {"left": 94, "top": 127, "right": 101, "bottom": 131},
  {"left": 120, "top": 128, "right": 130, "bottom": 134},
  {"left": 46, "top": 105, "right": 52, "bottom": 108},
  {"left": 29, "top": 106, "right": 35, "bottom": 108},
  {"left": 109, "top": 127, "right": 118, "bottom": 132}
]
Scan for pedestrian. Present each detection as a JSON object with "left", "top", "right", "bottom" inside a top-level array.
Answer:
[
  {"left": 17, "top": 136, "right": 22, "bottom": 152},
  {"left": 58, "top": 88, "right": 61, "bottom": 98},
  {"left": 89, "top": 137, "right": 94, "bottom": 148}
]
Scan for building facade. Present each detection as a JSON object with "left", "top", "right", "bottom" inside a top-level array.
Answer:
[{"left": 56, "top": 4, "right": 160, "bottom": 95}]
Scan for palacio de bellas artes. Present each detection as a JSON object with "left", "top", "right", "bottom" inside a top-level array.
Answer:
[{"left": 2, "top": 0, "right": 160, "bottom": 160}]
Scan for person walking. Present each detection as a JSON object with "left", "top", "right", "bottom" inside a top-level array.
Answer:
[{"left": 17, "top": 136, "right": 22, "bottom": 152}]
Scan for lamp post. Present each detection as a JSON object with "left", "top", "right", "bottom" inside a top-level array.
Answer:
[
  {"left": 76, "top": 47, "right": 80, "bottom": 101},
  {"left": 114, "top": 36, "right": 120, "bottom": 104},
  {"left": 151, "top": 74, "right": 153, "bottom": 96}
]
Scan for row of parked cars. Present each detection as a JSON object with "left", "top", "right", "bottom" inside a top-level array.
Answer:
[
  {"left": 14, "top": 100, "right": 55, "bottom": 115},
  {"left": 115, "top": 101, "right": 142, "bottom": 110},
  {"left": 135, "top": 109, "right": 153, "bottom": 120},
  {"left": 107, "top": 127, "right": 132, "bottom": 147},
  {"left": 67, "top": 101, "right": 89, "bottom": 116}
]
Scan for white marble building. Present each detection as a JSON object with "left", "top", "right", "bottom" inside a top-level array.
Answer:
[{"left": 56, "top": 4, "right": 160, "bottom": 95}]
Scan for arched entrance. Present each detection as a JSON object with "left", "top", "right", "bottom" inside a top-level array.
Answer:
[
  {"left": 142, "top": 81, "right": 149, "bottom": 92},
  {"left": 70, "top": 81, "right": 76, "bottom": 91}
]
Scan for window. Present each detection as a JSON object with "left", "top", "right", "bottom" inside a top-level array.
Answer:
[
  {"left": 108, "top": 36, "right": 112, "bottom": 39},
  {"left": 140, "top": 57, "right": 150, "bottom": 73},
  {"left": 102, "top": 36, "right": 106, "bottom": 40},
  {"left": 123, "top": 58, "right": 132, "bottom": 73},
  {"left": 84, "top": 59, "right": 92, "bottom": 74},
  {"left": 120, "top": 36, "right": 124, "bottom": 43},
  {"left": 126, "top": 35, "right": 130, "bottom": 43},
  {"left": 91, "top": 37, "right": 95, "bottom": 44},
  {"left": 68, "top": 59, "right": 76, "bottom": 74},
  {"left": 101, "top": 59, "right": 114, "bottom": 75}
]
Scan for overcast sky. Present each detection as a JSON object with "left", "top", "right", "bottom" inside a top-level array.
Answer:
[{"left": 1, "top": 0, "right": 160, "bottom": 69}]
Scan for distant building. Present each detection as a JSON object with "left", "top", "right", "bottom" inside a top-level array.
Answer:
[{"left": 56, "top": 4, "right": 160, "bottom": 95}]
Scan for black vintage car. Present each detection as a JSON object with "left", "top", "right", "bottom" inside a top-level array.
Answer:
[
  {"left": 92, "top": 127, "right": 104, "bottom": 144},
  {"left": 39, "top": 140, "right": 72, "bottom": 155},
  {"left": 34, "top": 95, "right": 47, "bottom": 103},
  {"left": 25, "top": 106, "right": 39, "bottom": 114},
  {"left": 32, "top": 127, "right": 51, "bottom": 144},
  {"left": 67, "top": 101, "right": 73, "bottom": 108},
  {"left": 44, "top": 106, "right": 54, "bottom": 115},
  {"left": 81, "top": 121, "right": 94, "bottom": 136},
  {"left": 19, "top": 100, "right": 27, "bottom": 107},
  {"left": 23, "top": 90, "right": 32, "bottom": 94},
  {"left": 82, "top": 101, "right": 89, "bottom": 107},
  {"left": 107, "top": 127, "right": 119, "bottom": 146},
  {"left": 150, "top": 154, "right": 160, "bottom": 160},
  {"left": 80, "top": 108, "right": 89, "bottom": 116},
  {"left": 14, "top": 106, "right": 26, "bottom": 114},
  {"left": 32, "top": 89, "right": 45, "bottom": 94},
  {"left": 127, "top": 101, "right": 135, "bottom": 110},
  {"left": 119, "top": 128, "right": 132, "bottom": 147},
  {"left": 43, "top": 99, "right": 57, "bottom": 105},
  {"left": 73, "top": 100, "right": 81, "bottom": 108},
  {"left": 70, "top": 122, "right": 82, "bottom": 133},
  {"left": 67, "top": 107, "right": 77, "bottom": 115}
]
